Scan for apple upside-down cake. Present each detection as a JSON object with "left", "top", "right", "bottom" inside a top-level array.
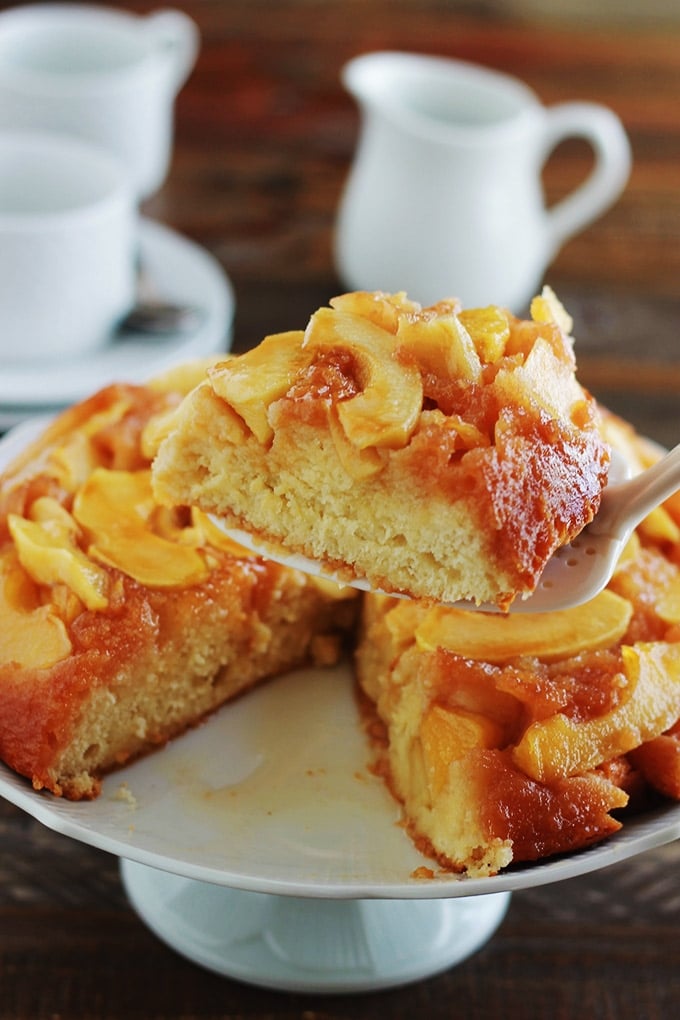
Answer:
[
  {"left": 0, "top": 365, "right": 357, "bottom": 799},
  {"left": 355, "top": 413, "right": 680, "bottom": 875},
  {"left": 2, "top": 315, "right": 680, "bottom": 880},
  {"left": 152, "top": 288, "right": 610, "bottom": 609}
]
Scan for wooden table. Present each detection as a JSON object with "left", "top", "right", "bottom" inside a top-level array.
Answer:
[{"left": 1, "top": 2, "right": 680, "bottom": 1016}]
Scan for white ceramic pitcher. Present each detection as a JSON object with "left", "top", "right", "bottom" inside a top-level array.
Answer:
[{"left": 334, "top": 52, "right": 631, "bottom": 311}]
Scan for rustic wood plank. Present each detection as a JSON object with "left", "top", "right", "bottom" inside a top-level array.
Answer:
[{"left": 2, "top": 2, "right": 680, "bottom": 1016}]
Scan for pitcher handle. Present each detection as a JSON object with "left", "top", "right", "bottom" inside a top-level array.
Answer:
[
  {"left": 145, "top": 9, "right": 200, "bottom": 93},
  {"left": 543, "top": 102, "right": 631, "bottom": 256}
]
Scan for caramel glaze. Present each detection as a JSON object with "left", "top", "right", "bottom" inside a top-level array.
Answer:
[
  {"left": 274, "top": 344, "right": 609, "bottom": 592},
  {"left": 360, "top": 535, "right": 680, "bottom": 871},
  {"left": 282, "top": 349, "right": 360, "bottom": 426},
  {"left": 477, "top": 541, "right": 680, "bottom": 863},
  {"left": 409, "top": 367, "right": 607, "bottom": 587},
  {"left": 357, "top": 670, "right": 624, "bottom": 873},
  {"left": 0, "top": 381, "right": 349, "bottom": 796},
  {"left": 0, "top": 384, "right": 181, "bottom": 542},
  {"left": 425, "top": 647, "right": 629, "bottom": 864},
  {"left": 0, "top": 541, "right": 283, "bottom": 796},
  {"left": 475, "top": 413, "right": 609, "bottom": 586},
  {"left": 477, "top": 748, "right": 624, "bottom": 862}
]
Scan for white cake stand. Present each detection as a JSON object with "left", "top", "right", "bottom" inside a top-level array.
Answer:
[
  {"left": 2, "top": 662, "right": 680, "bottom": 993},
  {"left": 2, "top": 423, "right": 680, "bottom": 993}
]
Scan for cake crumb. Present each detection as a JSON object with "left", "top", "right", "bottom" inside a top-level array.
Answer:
[
  {"left": 411, "top": 866, "right": 435, "bottom": 880},
  {"left": 113, "top": 782, "right": 138, "bottom": 808}
]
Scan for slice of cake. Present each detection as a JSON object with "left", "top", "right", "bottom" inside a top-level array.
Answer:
[
  {"left": 355, "top": 416, "right": 680, "bottom": 876},
  {"left": 152, "top": 288, "right": 610, "bottom": 610},
  {"left": 0, "top": 368, "right": 357, "bottom": 799}
]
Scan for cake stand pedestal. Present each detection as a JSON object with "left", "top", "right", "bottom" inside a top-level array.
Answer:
[{"left": 121, "top": 860, "right": 510, "bottom": 993}]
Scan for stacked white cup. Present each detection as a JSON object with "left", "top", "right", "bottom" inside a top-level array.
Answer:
[{"left": 0, "top": 3, "right": 198, "bottom": 364}]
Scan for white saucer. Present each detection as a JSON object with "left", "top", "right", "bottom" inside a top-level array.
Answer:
[{"left": 0, "top": 217, "right": 235, "bottom": 424}]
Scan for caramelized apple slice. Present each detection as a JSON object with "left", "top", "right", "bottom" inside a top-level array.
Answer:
[
  {"left": 530, "top": 286, "right": 574, "bottom": 334},
  {"left": 73, "top": 468, "right": 209, "bottom": 588},
  {"left": 304, "top": 307, "right": 422, "bottom": 449},
  {"left": 657, "top": 574, "right": 680, "bottom": 625},
  {"left": 415, "top": 590, "right": 632, "bottom": 664},
  {"left": 396, "top": 312, "right": 482, "bottom": 381},
  {"left": 457, "top": 306, "right": 510, "bottom": 364},
  {"left": 209, "top": 332, "right": 312, "bottom": 444},
  {"left": 638, "top": 505, "right": 680, "bottom": 545},
  {"left": 513, "top": 642, "right": 680, "bottom": 783},
  {"left": 0, "top": 550, "right": 72, "bottom": 669},
  {"left": 327, "top": 407, "right": 385, "bottom": 480},
  {"left": 420, "top": 703, "right": 506, "bottom": 796},
  {"left": 329, "top": 290, "right": 419, "bottom": 333},
  {"left": 8, "top": 510, "right": 109, "bottom": 612},
  {"left": 492, "top": 336, "right": 585, "bottom": 421}
]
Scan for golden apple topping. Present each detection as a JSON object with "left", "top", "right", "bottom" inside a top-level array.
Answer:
[
  {"left": 513, "top": 643, "right": 680, "bottom": 783},
  {"left": 0, "top": 375, "right": 254, "bottom": 671},
  {"left": 150, "top": 288, "right": 618, "bottom": 611},
  {"left": 356, "top": 472, "right": 680, "bottom": 877},
  {"left": 0, "top": 549, "right": 72, "bottom": 670},
  {"left": 362, "top": 483, "right": 680, "bottom": 822},
  {"left": 414, "top": 590, "right": 633, "bottom": 664},
  {"left": 205, "top": 286, "right": 594, "bottom": 462}
]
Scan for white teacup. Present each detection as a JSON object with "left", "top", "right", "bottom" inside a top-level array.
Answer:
[
  {"left": 0, "top": 132, "right": 136, "bottom": 363},
  {"left": 0, "top": 4, "right": 199, "bottom": 200},
  {"left": 335, "top": 51, "right": 632, "bottom": 311}
]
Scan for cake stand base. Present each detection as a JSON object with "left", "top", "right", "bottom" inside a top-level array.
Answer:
[{"left": 120, "top": 859, "right": 511, "bottom": 993}]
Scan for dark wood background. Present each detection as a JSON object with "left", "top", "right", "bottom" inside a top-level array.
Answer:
[{"left": 2, "top": 1, "right": 680, "bottom": 1016}]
